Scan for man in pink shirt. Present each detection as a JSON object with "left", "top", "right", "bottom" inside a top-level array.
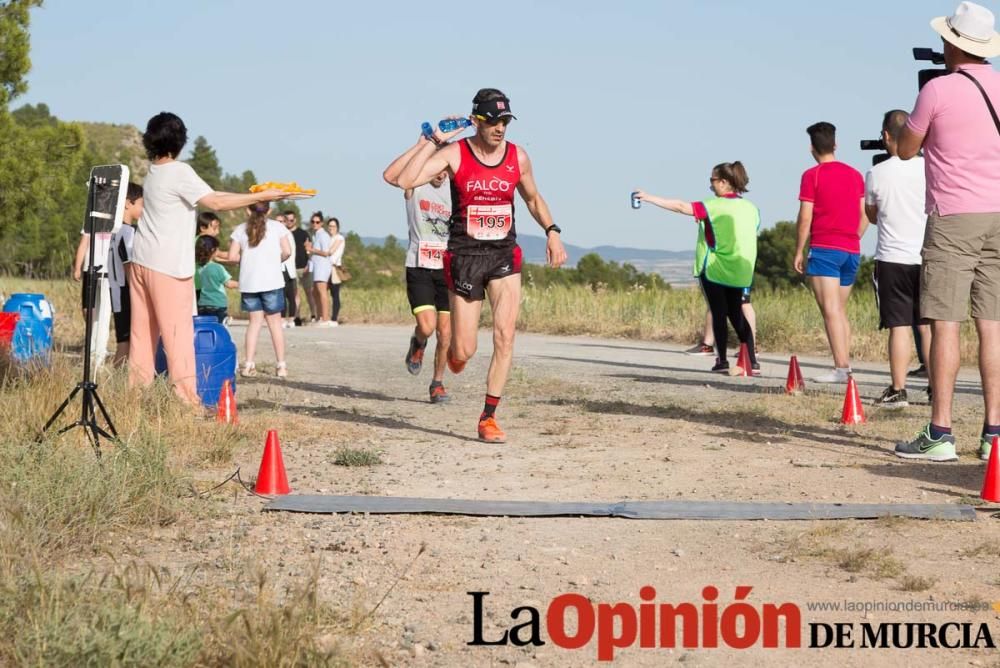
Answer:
[
  {"left": 894, "top": 1, "right": 1000, "bottom": 462},
  {"left": 793, "top": 122, "right": 866, "bottom": 384}
]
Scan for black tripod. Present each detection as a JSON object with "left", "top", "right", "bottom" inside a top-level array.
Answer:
[{"left": 41, "top": 173, "right": 120, "bottom": 457}]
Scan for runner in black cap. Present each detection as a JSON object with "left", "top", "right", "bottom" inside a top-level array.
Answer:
[{"left": 391, "top": 88, "right": 567, "bottom": 443}]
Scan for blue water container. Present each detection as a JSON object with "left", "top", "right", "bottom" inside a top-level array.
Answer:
[
  {"left": 3, "top": 293, "right": 54, "bottom": 337},
  {"left": 3, "top": 294, "right": 53, "bottom": 363},
  {"left": 155, "top": 315, "right": 237, "bottom": 407}
]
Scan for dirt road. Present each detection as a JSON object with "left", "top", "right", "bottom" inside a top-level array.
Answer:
[{"left": 141, "top": 323, "right": 1000, "bottom": 666}]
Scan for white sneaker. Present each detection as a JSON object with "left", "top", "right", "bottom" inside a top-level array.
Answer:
[
  {"left": 814, "top": 367, "right": 851, "bottom": 383},
  {"left": 330, "top": 321, "right": 339, "bottom": 327}
]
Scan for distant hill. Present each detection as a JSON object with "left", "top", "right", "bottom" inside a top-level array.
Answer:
[
  {"left": 361, "top": 234, "right": 697, "bottom": 286},
  {"left": 77, "top": 122, "right": 149, "bottom": 181}
]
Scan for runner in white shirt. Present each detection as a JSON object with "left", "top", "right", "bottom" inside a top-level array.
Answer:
[
  {"left": 864, "top": 109, "right": 930, "bottom": 408},
  {"left": 384, "top": 144, "right": 453, "bottom": 402}
]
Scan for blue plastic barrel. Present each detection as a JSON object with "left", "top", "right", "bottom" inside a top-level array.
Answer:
[
  {"left": 2, "top": 294, "right": 53, "bottom": 363},
  {"left": 155, "top": 315, "right": 237, "bottom": 406}
]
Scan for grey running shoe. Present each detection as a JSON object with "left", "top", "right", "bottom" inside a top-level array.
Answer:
[
  {"left": 894, "top": 425, "right": 958, "bottom": 462},
  {"left": 405, "top": 336, "right": 426, "bottom": 376},
  {"left": 429, "top": 383, "right": 450, "bottom": 404},
  {"left": 686, "top": 343, "right": 715, "bottom": 356},
  {"left": 874, "top": 386, "right": 908, "bottom": 409},
  {"left": 980, "top": 434, "right": 1000, "bottom": 461},
  {"left": 711, "top": 358, "right": 730, "bottom": 373}
]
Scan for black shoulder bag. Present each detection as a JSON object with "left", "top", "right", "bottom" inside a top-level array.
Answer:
[{"left": 957, "top": 70, "right": 1000, "bottom": 136}]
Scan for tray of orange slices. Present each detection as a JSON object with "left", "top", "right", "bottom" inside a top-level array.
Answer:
[{"left": 249, "top": 181, "right": 318, "bottom": 199}]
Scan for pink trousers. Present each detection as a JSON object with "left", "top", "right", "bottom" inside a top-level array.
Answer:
[{"left": 128, "top": 264, "right": 200, "bottom": 405}]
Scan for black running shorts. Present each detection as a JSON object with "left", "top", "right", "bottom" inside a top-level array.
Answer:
[
  {"left": 443, "top": 245, "right": 522, "bottom": 301},
  {"left": 406, "top": 267, "right": 450, "bottom": 313},
  {"left": 873, "top": 260, "right": 921, "bottom": 329}
]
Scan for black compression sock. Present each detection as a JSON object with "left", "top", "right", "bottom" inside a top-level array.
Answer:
[{"left": 481, "top": 394, "right": 501, "bottom": 420}]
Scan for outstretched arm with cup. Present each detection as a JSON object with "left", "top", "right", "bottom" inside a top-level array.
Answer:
[{"left": 632, "top": 190, "right": 695, "bottom": 216}]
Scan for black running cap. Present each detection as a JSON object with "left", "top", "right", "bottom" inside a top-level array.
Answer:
[{"left": 472, "top": 96, "right": 516, "bottom": 121}]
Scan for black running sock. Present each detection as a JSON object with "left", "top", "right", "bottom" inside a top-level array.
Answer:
[
  {"left": 983, "top": 423, "right": 1000, "bottom": 437},
  {"left": 481, "top": 394, "right": 501, "bottom": 420},
  {"left": 929, "top": 423, "right": 952, "bottom": 440}
]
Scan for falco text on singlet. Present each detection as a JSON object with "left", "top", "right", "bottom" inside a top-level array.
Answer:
[{"left": 465, "top": 178, "right": 513, "bottom": 193}]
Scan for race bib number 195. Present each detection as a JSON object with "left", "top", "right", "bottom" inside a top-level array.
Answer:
[
  {"left": 466, "top": 204, "right": 512, "bottom": 241},
  {"left": 417, "top": 241, "right": 446, "bottom": 269}
]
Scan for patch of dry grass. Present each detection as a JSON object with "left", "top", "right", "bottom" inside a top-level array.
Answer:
[
  {"left": 0, "top": 322, "right": 352, "bottom": 665},
  {"left": 5, "top": 277, "right": 983, "bottom": 364}
]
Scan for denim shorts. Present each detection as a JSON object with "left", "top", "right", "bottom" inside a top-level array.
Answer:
[
  {"left": 807, "top": 248, "right": 860, "bottom": 287},
  {"left": 240, "top": 288, "right": 285, "bottom": 315}
]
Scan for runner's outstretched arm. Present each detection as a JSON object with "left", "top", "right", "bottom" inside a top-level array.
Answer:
[
  {"left": 632, "top": 190, "right": 694, "bottom": 216},
  {"left": 516, "top": 148, "right": 567, "bottom": 268}
]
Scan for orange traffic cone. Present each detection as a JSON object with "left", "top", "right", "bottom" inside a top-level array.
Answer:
[
  {"left": 255, "top": 430, "right": 291, "bottom": 495},
  {"left": 981, "top": 436, "right": 1000, "bottom": 503},
  {"left": 785, "top": 356, "right": 805, "bottom": 394},
  {"left": 216, "top": 379, "right": 238, "bottom": 424},
  {"left": 730, "top": 343, "right": 751, "bottom": 377},
  {"left": 840, "top": 375, "right": 866, "bottom": 425}
]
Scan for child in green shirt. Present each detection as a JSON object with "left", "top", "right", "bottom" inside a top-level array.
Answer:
[{"left": 196, "top": 235, "right": 238, "bottom": 323}]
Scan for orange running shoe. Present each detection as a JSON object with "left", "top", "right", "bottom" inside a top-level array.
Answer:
[
  {"left": 477, "top": 416, "right": 507, "bottom": 443},
  {"left": 447, "top": 349, "right": 467, "bottom": 374}
]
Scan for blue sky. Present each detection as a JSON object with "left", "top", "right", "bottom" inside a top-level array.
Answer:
[{"left": 19, "top": 0, "right": 967, "bottom": 251}]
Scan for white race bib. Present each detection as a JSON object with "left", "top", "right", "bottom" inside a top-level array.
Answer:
[
  {"left": 417, "top": 241, "right": 447, "bottom": 269},
  {"left": 466, "top": 204, "right": 512, "bottom": 241}
]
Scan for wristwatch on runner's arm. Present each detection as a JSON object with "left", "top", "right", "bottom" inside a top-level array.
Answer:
[{"left": 544, "top": 224, "right": 561, "bottom": 236}]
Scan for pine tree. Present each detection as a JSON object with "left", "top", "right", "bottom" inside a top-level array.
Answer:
[{"left": 186, "top": 135, "right": 222, "bottom": 190}]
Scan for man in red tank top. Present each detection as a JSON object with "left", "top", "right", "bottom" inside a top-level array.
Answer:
[{"left": 393, "top": 88, "right": 567, "bottom": 443}]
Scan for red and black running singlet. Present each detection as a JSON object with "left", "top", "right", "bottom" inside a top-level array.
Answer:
[{"left": 448, "top": 138, "right": 521, "bottom": 254}]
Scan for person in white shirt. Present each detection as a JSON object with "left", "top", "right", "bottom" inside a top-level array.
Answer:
[
  {"left": 304, "top": 217, "right": 334, "bottom": 326},
  {"left": 228, "top": 203, "right": 293, "bottom": 378},
  {"left": 129, "top": 112, "right": 285, "bottom": 405},
  {"left": 864, "top": 109, "right": 930, "bottom": 409},
  {"left": 326, "top": 217, "right": 347, "bottom": 326}
]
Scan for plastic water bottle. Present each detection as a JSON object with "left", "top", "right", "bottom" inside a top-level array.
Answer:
[
  {"left": 439, "top": 118, "right": 472, "bottom": 132},
  {"left": 631, "top": 192, "right": 641, "bottom": 209}
]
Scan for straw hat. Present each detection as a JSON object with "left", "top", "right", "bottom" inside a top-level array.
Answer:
[{"left": 932, "top": 1, "right": 1000, "bottom": 58}]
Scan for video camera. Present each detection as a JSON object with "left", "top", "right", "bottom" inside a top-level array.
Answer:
[{"left": 860, "top": 47, "right": 948, "bottom": 165}]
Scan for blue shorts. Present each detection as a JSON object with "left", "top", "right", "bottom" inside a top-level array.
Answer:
[
  {"left": 807, "top": 248, "right": 860, "bottom": 287},
  {"left": 240, "top": 288, "right": 285, "bottom": 315}
]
